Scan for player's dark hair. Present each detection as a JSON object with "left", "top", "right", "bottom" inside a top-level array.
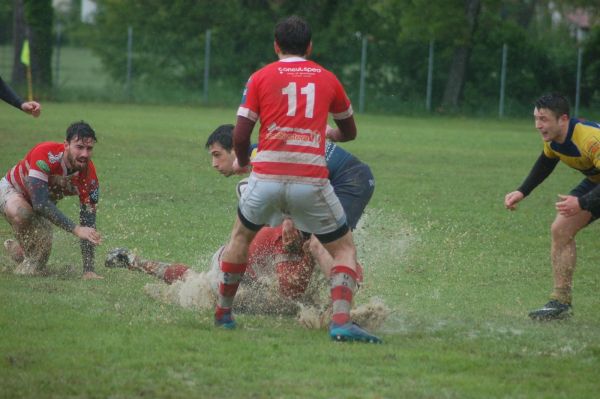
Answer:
[
  {"left": 534, "top": 93, "right": 570, "bottom": 119},
  {"left": 274, "top": 15, "right": 311, "bottom": 56},
  {"left": 66, "top": 121, "right": 97, "bottom": 142},
  {"left": 205, "top": 124, "right": 234, "bottom": 151}
]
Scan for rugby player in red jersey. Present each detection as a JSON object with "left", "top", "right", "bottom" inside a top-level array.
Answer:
[
  {"left": 105, "top": 218, "right": 319, "bottom": 310},
  {"left": 205, "top": 124, "right": 371, "bottom": 281},
  {"left": 215, "top": 16, "right": 380, "bottom": 343},
  {"left": 1, "top": 121, "right": 102, "bottom": 279}
]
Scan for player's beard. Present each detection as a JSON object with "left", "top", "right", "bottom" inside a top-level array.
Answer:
[{"left": 66, "top": 150, "right": 88, "bottom": 172}]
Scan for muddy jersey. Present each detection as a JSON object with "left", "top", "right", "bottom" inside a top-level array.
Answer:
[
  {"left": 5, "top": 141, "right": 100, "bottom": 209},
  {"left": 543, "top": 119, "right": 600, "bottom": 182},
  {"left": 237, "top": 57, "right": 353, "bottom": 184},
  {"left": 250, "top": 141, "right": 356, "bottom": 180},
  {"left": 247, "top": 225, "right": 315, "bottom": 299}
]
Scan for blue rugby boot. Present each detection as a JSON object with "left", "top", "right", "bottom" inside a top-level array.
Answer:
[
  {"left": 329, "top": 322, "right": 382, "bottom": 344},
  {"left": 215, "top": 312, "right": 237, "bottom": 329}
]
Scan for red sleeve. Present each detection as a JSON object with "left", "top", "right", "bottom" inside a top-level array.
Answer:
[
  {"left": 26, "top": 145, "right": 54, "bottom": 182},
  {"left": 237, "top": 73, "right": 260, "bottom": 122},
  {"left": 328, "top": 73, "right": 353, "bottom": 120},
  {"left": 74, "top": 161, "right": 100, "bottom": 209}
]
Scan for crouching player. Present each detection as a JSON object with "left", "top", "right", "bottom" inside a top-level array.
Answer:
[{"left": 1, "top": 121, "right": 102, "bottom": 279}]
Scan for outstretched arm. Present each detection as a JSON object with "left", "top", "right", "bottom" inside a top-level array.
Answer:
[
  {"left": 27, "top": 176, "right": 101, "bottom": 244},
  {"left": 0, "top": 75, "right": 24, "bottom": 110},
  {"left": 516, "top": 152, "right": 559, "bottom": 197},
  {"left": 505, "top": 152, "right": 559, "bottom": 210}
]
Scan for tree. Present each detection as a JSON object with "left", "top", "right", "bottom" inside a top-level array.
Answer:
[
  {"left": 440, "top": 0, "right": 482, "bottom": 111},
  {"left": 11, "top": 0, "right": 26, "bottom": 86}
]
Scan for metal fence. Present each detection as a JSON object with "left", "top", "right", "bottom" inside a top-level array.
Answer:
[{"left": 0, "top": 26, "right": 595, "bottom": 119}]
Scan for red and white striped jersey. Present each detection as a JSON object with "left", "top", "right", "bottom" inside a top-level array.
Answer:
[
  {"left": 246, "top": 225, "right": 315, "bottom": 299},
  {"left": 5, "top": 141, "right": 100, "bottom": 209},
  {"left": 237, "top": 57, "right": 352, "bottom": 184}
]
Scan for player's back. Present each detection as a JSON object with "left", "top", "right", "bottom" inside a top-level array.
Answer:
[{"left": 239, "top": 57, "right": 352, "bottom": 183}]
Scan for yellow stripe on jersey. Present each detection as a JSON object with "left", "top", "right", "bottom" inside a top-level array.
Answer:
[{"left": 544, "top": 120, "right": 600, "bottom": 182}]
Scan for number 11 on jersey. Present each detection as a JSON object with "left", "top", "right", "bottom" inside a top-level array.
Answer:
[{"left": 282, "top": 82, "right": 315, "bottom": 118}]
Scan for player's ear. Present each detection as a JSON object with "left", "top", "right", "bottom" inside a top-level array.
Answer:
[
  {"left": 559, "top": 113, "right": 570, "bottom": 124},
  {"left": 274, "top": 41, "right": 280, "bottom": 55},
  {"left": 305, "top": 41, "right": 313, "bottom": 57}
]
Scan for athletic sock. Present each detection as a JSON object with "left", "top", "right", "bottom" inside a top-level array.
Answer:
[
  {"left": 330, "top": 265, "right": 358, "bottom": 325},
  {"left": 215, "top": 261, "right": 247, "bottom": 318},
  {"left": 550, "top": 287, "right": 572, "bottom": 305}
]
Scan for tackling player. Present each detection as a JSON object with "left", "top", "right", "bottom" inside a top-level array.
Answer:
[
  {"left": 215, "top": 16, "right": 380, "bottom": 343},
  {"left": 1, "top": 121, "right": 102, "bottom": 279},
  {"left": 205, "top": 123, "right": 374, "bottom": 277},
  {"left": 504, "top": 93, "right": 600, "bottom": 320},
  {"left": 105, "top": 219, "right": 323, "bottom": 313}
]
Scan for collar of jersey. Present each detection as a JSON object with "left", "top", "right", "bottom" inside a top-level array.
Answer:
[
  {"left": 550, "top": 118, "right": 580, "bottom": 157},
  {"left": 279, "top": 57, "right": 306, "bottom": 63}
]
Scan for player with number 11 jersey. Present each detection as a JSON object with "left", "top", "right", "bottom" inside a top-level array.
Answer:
[{"left": 237, "top": 57, "right": 353, "bottom": 183}]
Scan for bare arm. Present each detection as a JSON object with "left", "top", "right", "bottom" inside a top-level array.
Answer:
[
  {"left": 233, "top": 116, "right": 257, "bottom": 167},
  {"left": 26, "top": 176, "right": 101, "bottom": 245},
  {"left": 326, "top": 117, "right": 357, "bottom": 142}
]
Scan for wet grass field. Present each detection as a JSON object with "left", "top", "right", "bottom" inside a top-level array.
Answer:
[{"left": 1, "top": 103, "right": 599, "bottom": 398}]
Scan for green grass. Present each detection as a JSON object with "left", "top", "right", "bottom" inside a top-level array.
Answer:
[{"left": 1, "top": 103, "right": 600, "bottom": 398}]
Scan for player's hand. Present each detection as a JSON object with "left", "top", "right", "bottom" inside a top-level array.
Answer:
[
  {"left": 325, "top": 124, "right": 338, "bottom": 142},
  {"left": 555, "top": 194, "right": 581, "bottom": 217},
  {"left": 74, "top": 226, "right": 102, "bottom": 245},
  {"left": 232, "top": 158, "right": 250, "bottom": 175},
  {"left": 21, "top": 101, "right": 41, "bottom": 117},
  {"left": 282, "top": 218, "right": 301, "bottom": 252},
  {"left": 504, "top": 191, "right": 524, "bottom": 210}
]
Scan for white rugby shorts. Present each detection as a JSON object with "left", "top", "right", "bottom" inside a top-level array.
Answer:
[
  {"left": 0, "top": 177, "right": 20, "bottom": 215},
  {"left": 238, "top": 174, "right": 347, "bottom": 235}
]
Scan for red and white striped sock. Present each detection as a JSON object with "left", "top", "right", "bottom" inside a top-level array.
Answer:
[
  {"left": 330, "top": 265, "right": 358, "bottom": 326},
  {"left": 215, "top": 261, "right": 247, "bottom": 318}
]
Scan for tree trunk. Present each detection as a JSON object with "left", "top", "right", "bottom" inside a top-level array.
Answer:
[
  {"left": 25, "top": 0, "right": 53, "bottom": 90},
  {"left": 515, "top": 0, "right": 537, "bottom": 29},
  {"left": 440, "top": 0, "right": 481, "bottom": 112},
  {"left": 11, "top": 0, "right": 26, "bottom": 86}
]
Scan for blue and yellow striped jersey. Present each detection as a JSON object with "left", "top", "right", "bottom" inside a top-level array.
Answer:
[{"left": 543, "top": 118, "right": 600, "bottom": 182}]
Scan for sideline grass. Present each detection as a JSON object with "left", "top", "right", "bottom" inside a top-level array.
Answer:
[{"left": 1, "top": 103, "right": 599, "bottom": 398}]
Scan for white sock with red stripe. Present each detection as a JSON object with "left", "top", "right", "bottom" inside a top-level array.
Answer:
[
  {"left": 215, "top": 261, "right": 247, "bottom": 320},
  {"left": 330, "top": 265, "right": 358, "bottom": 326}
]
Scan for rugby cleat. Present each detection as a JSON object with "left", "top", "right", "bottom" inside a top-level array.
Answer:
[
  {"left": 105, "top": 247, "right": 134, "bottom": 269},
  {"left": 528, "top": 300, "right": 572, "bottom": 321},
  {"left": 215, "top": 313, "right": 236, "bottom": 329},
  {"left": 329, "top": 322, "right": 382, "bottom": 344}
]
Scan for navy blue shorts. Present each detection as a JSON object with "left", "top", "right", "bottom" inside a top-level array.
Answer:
[
  {"left": 330, "top": 159, "right": 375, "bottom": 230},
  {"left": 570, "top": 178, "right": 600, "bottom": 222}
]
